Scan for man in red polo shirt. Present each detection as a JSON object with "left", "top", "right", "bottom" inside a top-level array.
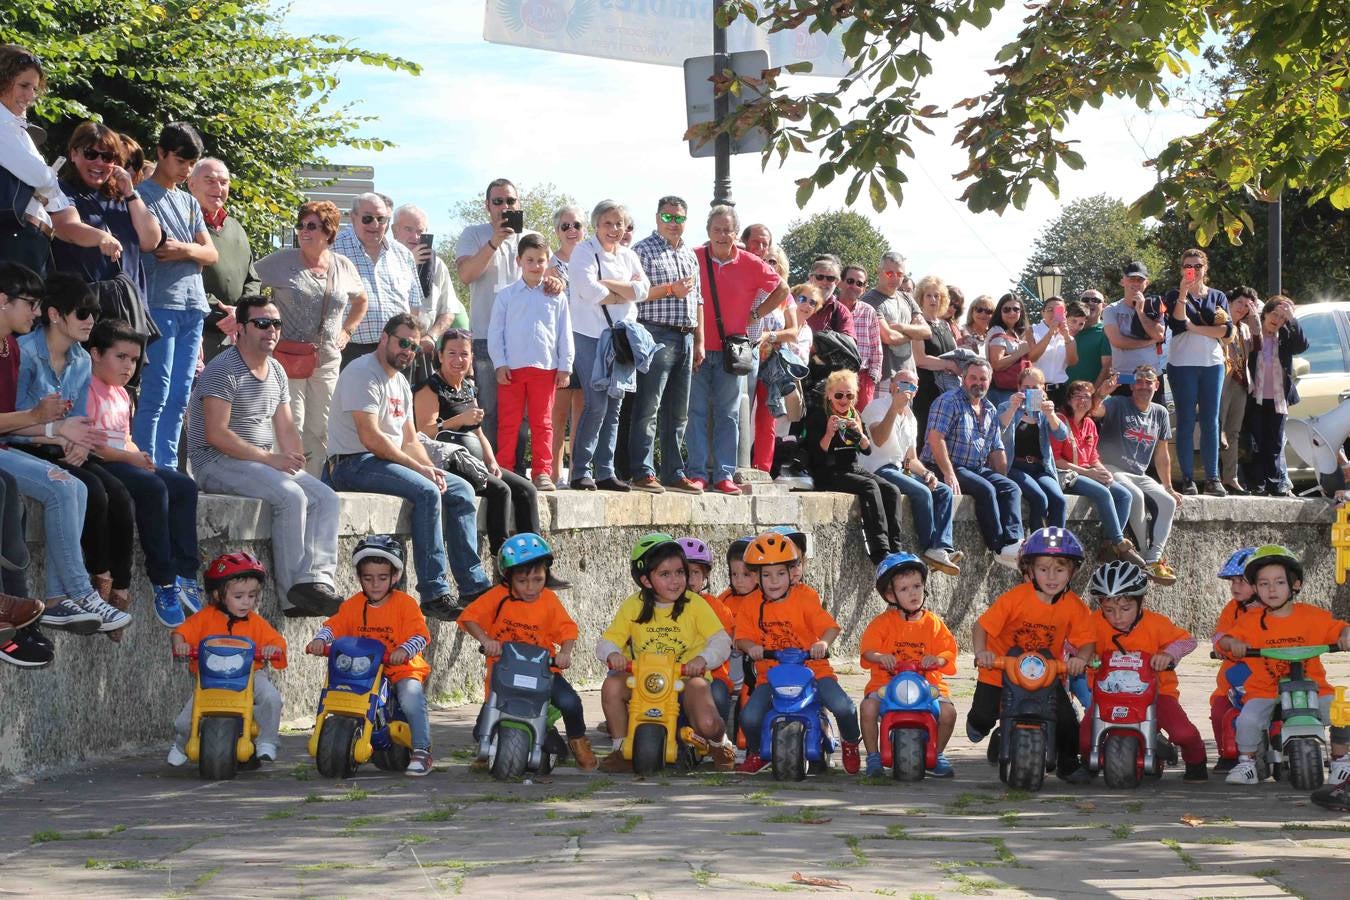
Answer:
[{"left": 688, "top": 206, "right": 787, "bottom": 494}]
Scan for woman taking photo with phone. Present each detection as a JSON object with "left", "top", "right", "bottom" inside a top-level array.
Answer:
[
  {"left": 1164, "top": 248, "right": 1231, "bottom": 496},
  {"left": 996, "top": 366, "right": 1069, "bottom": 531},
  {"left": 987, "top": 292, "right": 1055, "bottom": 408}
]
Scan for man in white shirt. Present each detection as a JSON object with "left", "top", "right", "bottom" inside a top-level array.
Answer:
[
  {"left": 334, "top": 193, "right": 424, "bottom": 369},
  {"left": 1029, "top": 295, "right": 1079, "bottom": 406},
  {"left": 392, "top": 203, "right": 465, "bottom": 384}
]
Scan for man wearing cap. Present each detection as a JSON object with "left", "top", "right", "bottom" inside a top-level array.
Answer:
[
  {"left": 1065, "top": 288, "right": 1112, "bottom": 389},
  {"left": 1103, "top": 261, "right": 1166, "bottom": 397}
]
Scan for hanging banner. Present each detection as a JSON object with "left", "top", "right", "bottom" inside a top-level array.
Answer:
[{"left": 483, "top": 0, "right": 848, "bottom": 77}]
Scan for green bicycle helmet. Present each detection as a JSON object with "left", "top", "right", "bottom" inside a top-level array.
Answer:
[
  {"left": 631, "top": 532, "right": 683, "bottom": 586},
  {"left": 1243, "top": 544, "right": 1303, "bottom": 586}
]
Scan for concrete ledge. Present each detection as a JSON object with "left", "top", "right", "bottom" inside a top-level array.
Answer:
[{"left": 1, "top": 488, "right": 1344, "bottom": 779}]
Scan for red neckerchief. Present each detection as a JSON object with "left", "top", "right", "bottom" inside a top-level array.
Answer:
[{"left": 203, "top": 206, "right": 228, "bottom": 230}]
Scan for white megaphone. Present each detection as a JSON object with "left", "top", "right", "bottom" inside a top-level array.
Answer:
[{"left": 1285, "top": 397, "right": 1350, "bottom": 476}]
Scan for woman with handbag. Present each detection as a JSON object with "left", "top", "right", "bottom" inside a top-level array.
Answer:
[{"left": 255, "top": 200, "right": 367, "bottom": 476}]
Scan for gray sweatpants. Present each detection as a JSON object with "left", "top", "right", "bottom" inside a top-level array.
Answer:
[
  {"left": 1235, "top": 694, "right": 1349, "bottom": 754},
  {"left": 172, "top": 670, "right": 283, "bottom": 752}
]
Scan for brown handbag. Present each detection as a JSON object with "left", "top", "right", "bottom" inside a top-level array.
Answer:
[{"left": 274, "top": 259, "right": 332, "bottom": 379}]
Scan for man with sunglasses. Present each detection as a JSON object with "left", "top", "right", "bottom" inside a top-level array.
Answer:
[
  {"left": 629, "top": 195, "right": 703, "bottom": 493},
  {"left": 189, "top": 158, "right": 259, "bottom": 364},
  {"left": 185, "top": 294, "right": 343, "bottom": 618},
  {"left": 334, "top": 193, "right": 424, "bottom": 370},
  {"left": 393, "top": 203, "right": 466, "bottom": 385},
  {"left": 862, "top": 250, "right": 929, "bottom": 381},
  {"left": 804, "top": 255, "right": 855, "bottom": 338},
  {"left": 1065, "top": 289, "right": 1112, "bottom": 390},
  {"left": 132, "top": 122, "right": 218, "bottom": 470}
]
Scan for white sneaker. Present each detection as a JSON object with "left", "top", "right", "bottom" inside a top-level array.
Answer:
[
  {"left": 992, "top": 552, "right": 1020, "bottom": 571},
  {"left": 1330, "top": 756, "right": 1350, "bottom": 782},
  {"left": 1225, "top": 758, "right": 1260, "bottom": 784},
  {"left": 77, "top": 590, "right": 131, "bottom": 632},
  {"left": 166, "top": 744, "right": 188, "bottom": 767},
  {"left": 255, "top": 742, "right": 278, "bottom": 762},
  {"left": 948, "top": 549, "right": 965, "bottom": 565},
  {"left": 922, "top": 548, "right": 961, "bottom": 576},
  {"left": 999, "top": 541, "right": 1023, "bottom": 559}
]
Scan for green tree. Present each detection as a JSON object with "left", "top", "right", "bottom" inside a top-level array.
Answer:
[
  {"left": 778, "top": 208, "right": 889, "bottom": 284},
  {"left": 710, "top": 1, "right": 1350, "bottom": 246},
  {"left": 2, "top": 0, "right": 419, "bottom": 248},
  {"left": 1016, "top": 194, "right": 1164, "bottom": 309}
]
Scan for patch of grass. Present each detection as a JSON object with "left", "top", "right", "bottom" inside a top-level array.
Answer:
[
  {"left": 737, "top": 878, "right": 799, "bottom": 892},
  {"left": 765, "top": 807, "right": 832, "bottom": 824},
  {"left": 540, "top": 778, "right": 614, "bottom": 804},
  {"left": 340, "top": 815, "right": 384, "bottom": 836},
  {"left": 883, "top": 824, "right": 911, "bottom": 840},
  {"left": 262, "top": 807, "right": 295, "bottom": 821},
  {"left": 998, "top": 810, "right": 1020, "bottom": 828},
  {"left": 447, "top": 747, "right": 478, "bottom": 760},
  {"left": 1124, "top": 800, "right": 1145, "bottom": 814},
  {"left": 297, "top": 861, "right": 375, "bottom": 872},
  {"left": 616, "top": 814, "right": 642, "bottom": 834},
  {"left": 873, "top": 891, "right": 897, "bottom": 897},
  {"left": 413, "top": 804, "right": 458, "bottom": 822},
  {"left": 726, "top": 830, "right": 763, "bottom": 836},
  {"left": 986, "top": 838, "right": 1022, "bottom": 867},
  {"left": 1110, "top": 824, "right": 1133, "bottom": 839},
  {"left": 910, "top": 894, "right": 937, "bottom": 900},
  {"left": 403, "top": 833, "right": 432, "bottom": 845},
  {"left": 841, "top": 835, "right": 868, "bottom": 868},
  {"left": 745, "top": 789, "right": 785, "bottom": 807},
  {"left": 289, "top": 763, "right": 313, "bottom": 781},
  {"left": 1192, "top": 837, "right": 1237, "bottom": 845},
  {"left": 1054, "top": 835, "right": 1088, "bottom": 842},
  {"left": 302, "top": 792, "right": 325, "bottom": 804},
  {"left": 950, "top": 873, "right": 1002, "bottom": 895},
  {"left": 1281, "top": 822, "right": 1350, "bottom": 834},
  {"left": 1000, "top": 789, "right": 1032, "bottom": 802},
  {"left": 857, "top": 774, "right": 893, "bottom": 787},
  {"left": 1160, "top": 838, "right": 1201, "bottom": 872},
  {"left": 1254, "top": 868, "right": 1282, "bottom": 878},
  {"left": 946, "top": 791, "right": 998, "bottom": 814},
  {"left": 340, "top": 787, "right": 369, "bottom": 801},
  {"left": 33, "top": 824, "right": 127, "bottom": 843},
  {"left": 84, "top": 858, "right": 161, "bottom": 871},
  {"left": 691, "top": 864, "right": 716, "bottom": 886},
  {"left": 31, "top": 830, "right": 61, "bottom": 844},
  {"left": 696, "top": 771, "right": 735, "bottom": 787},
  {"left": 188, "top": 867, "right": 222, "bottom": 891}
]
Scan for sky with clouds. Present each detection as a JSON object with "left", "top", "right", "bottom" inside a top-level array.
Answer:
[{"left": 280, "top": 0, "right": 1204, "bottom": 296}]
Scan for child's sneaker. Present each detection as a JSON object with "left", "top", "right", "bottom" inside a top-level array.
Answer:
[
  {"left": 166, "top": 743, "right": 188, "bottom": 767},
  {"left": 929, "top": 753, "right": 955, "bottom": 778},
  {"left": 1057, "top": 763, "right": 1094, "bottom": 785},
  {"left": 255, "top": 742, "right": 278, "bottom": 762},
  {"left": 568, "top": 737, "right": 598, "bottom": 771},
  {"left": 1329, "top": 755, "right": 1350, "bottom": 782},
  {"left": 736, "top": 752, "right": 768, "bottom": 774},
  {"left": 864, "top": 752, "right": 883, "bottom": 778},
  {"left": 1212, "top": 755, "right": 1237, "bottom": 774},
  {"left": 1183, "top": 762, "right": 1209, "bottom": 783},
  {"left": 406, "top": 749, "right": 433, "bottom": 777},
  {"left": 152, "top": 584, "right": 186, "bottom": 627},
  {"left": 176, "top": 577, "right": 204, "bottom": 615},
  {"left": 76, "top": 590, "right": 131, "bottom": 633},
  {"left": 1225, "top": 757, "right": 1260, "bottom": 784},
  {"left": 841, "top": 741, "right": 861, "bottom": 775}
]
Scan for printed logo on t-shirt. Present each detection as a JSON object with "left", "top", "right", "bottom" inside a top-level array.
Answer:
[
  {"left": 1009, "top": 622, "right": 1056, "bottom": 655},
  {"left": 635, "top": 620, "right": 691, "bottom": 659},
  {"left": 389, "top": 397, "right": 404, "bottom": 420}
]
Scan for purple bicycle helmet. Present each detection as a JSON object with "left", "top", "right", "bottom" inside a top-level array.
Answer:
[
  {"left": 676, "top": 537, "right": 713, "bottom": 567},
  {"left": 1019, "top": 527, "right": 1085, "bottom": 568}
]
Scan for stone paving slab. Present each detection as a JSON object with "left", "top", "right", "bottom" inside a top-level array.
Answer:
[{"left": 3, "top": 656, "right": 1350, "bottom": 898}]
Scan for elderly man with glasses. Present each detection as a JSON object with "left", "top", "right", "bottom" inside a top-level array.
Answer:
[
  {"left": 804, "top": 254, "right": 855, "bottom": 338},
  {"left": 334, "top": 192, "right": 424, "bottom": 370}
]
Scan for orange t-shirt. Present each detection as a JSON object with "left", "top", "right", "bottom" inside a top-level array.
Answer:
[
  {"left": 457, "top": 586, "right": 579, "bottom": 691},
  {"left": 859, "top": 608, "right": 957, "bottom": 696},
  {"left": 1210, "top": 597, "right": 1260, "bottom": 703},
  {"left": 1086, "top": 609, "right": 1191, "bottom": 699},
  {"left": 174, "top": 606, "right": 287, "bottom": 675},
  {"left": 701, "top": 591, "right": 735, "bottom": 688},
  {"left": 1225, "top": 603, "right": 1348, "bottom": 699},
  {"left": 719, "top": 587, "right": 760, "bottom": 630},
  {"left": 734, "top": 584, "right": 839, "bottom": 679},
  {"left": 320, "top": 590, "right": 431, "bottom": 683},
  {"left": 976, "top": 582, "right": 1094, "bottom": 687}
]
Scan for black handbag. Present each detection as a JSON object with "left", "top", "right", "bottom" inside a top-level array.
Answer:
[
  {"left": 594, "top": 257, "right": 634, "bottom": 365},
  {"left": 433, "top": 430, "right": 490, "bottom": 492},
  {"left": 704, "top": 253, "right": 754, "bottom": 376}
]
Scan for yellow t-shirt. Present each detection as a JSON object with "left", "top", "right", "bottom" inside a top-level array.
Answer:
[{"left": 601, "top": 590, "right": 726, "bottom": 664}]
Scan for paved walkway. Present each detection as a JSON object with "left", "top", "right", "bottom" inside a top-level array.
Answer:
[{"left": 4, "top": 655, "right": 1349, "bottom": 898}]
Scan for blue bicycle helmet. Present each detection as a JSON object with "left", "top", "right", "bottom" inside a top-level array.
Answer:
[
  {"left": 1217, "top": 547, "right": 1256, "bottom": 580},
  {"left": 874, "top": 552, "right": 929, "bottom": 595},
  {"left": 497, "top": 532, "right": 553, "bottom": 575},
  {"left": 770, "top": 525, "right": 808, "bottom": 557}
]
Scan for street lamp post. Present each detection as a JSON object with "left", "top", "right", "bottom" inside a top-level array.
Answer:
[{"left": 1036, "top": 263, "right": 1064, "bottom": 304}]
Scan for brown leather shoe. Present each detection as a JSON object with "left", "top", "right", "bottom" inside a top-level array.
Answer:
[
  {"left": 598, "top": 749, "right": 632, "bottom": 773},
  {"left": 709, "top": 738, "right": 736, "bottom": 772},
  {"left": 0, "top": 593, "right": 45, "bottom": 630},
  {"left": 569, "top": 736, "right": 598, "bottom": 771}
]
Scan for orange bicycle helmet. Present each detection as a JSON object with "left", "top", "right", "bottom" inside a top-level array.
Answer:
[{"left": 743, "top": 531, "right": 801, "bottom": 567}]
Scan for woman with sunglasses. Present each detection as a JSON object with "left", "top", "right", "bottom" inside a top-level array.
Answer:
[
  {"left": 944, "top": 285, "right": 966, "bottom": 347},
  {"left": 1164, "top": 249, "right": 1232, "bottom": 496},
  {"left": 802, "top": 369, "right": 902, "bottom": 564},
  {"left": 987, "top": 292, "right": 1053, "bottom": 408},
  {"left": 548, "top": 205, "right": 586, "bottom": 484},
  {"left": 255, "top": 200, "right": 368, "bottom": 476},
  {"left": 960, "top": 294, "right": 995, "bottom": 355},
  {"left": 910, "top": 274, "right": 958, "bottom": 434}
]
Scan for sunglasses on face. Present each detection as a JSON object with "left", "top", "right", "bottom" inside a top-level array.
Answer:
[
  {"left": 248, "top": 317, "right": 283, "bottom": 330},
  {"left": 393, "top": 336, "right": 418, "bottom": 350},
  {"left": 1003, "top": 306, "right": 1022, "bottom": 314},
  {"left": 832, "top": 392, "right": 856, "bottom": 401},
  {"left": 72, "top": 307, "right": 100, "bottom": 322},
  {"left": 297, "top": 221, "right": 323, "bottom": 232},
  {"left": 973, "top": 307, "right": 994, "bottom": 315},
  {"left": 795, "top": 295, "right": 818, "bottom": 308},
  {"left": 812, "top": 273, "right": 838, "bottom": 283},
  {"left": 80, "top": 148, "right": 118, "bottom": 164},
  {"left": 360, "top": 214, "right": 389, "bottom": 226},
  {"left": 557, "top": 222, "right": 582, "bottom": 232},
  {"left": 490, "top": 197, "right": 519, "bottom": 207},
  {"left": 844, "top": 277, "right": 866, "bottom": 287},
  {"left": 658, "top": 213, "right": 688, "bottom": 224}
]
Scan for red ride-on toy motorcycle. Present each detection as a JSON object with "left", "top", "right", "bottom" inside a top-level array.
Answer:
[{"left": 1086, "top": 650, "right": 1177, "bottom": 788}]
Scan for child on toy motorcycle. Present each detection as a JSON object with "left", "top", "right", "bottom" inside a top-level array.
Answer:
[
  {"left": 1080, "top": 561, "right": 1208, "bottom": 782},
  {"left": 168, "top": 552, "right": 286, "bottom": 766},
  {"left": 458, "top": 533, "right": 596, "bottom": 770},
  {"left": 679, "top": 537, "right": 737, "bottom": 723},
  {"left": 305, "top": 536, "right": 435, "bottom": 777},
  {"left": 735, "top": 531, "right": 862, "bottom": 774},
  {"left": 859, "top": 553, "right": 958, "bottom": 779},
  {"left": 967, "top": 527, "right": 1096, "bottom": 784},
  {"left": 595, "top": 533, "right": 737, "bottom": 773},
  {"left": 1218, "top": 545, "right": 1350, "bottom": 785},
  {"left": 1209, "top": 547, "right": 1259, "bottom": 773}
]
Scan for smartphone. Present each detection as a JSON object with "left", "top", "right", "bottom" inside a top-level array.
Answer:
[
  {"left": 502, "top": 210, "right": 524, "bottom": 234},
  {"left": 900, "top": 381, "right": 918, "bottom": 394},
  {"left": 1023, "top": 388, "right": 1043, "bottom": 411},
  {"left": 1053, "top": 307, "right": 1066, "bottom": 324},
  {"left": 1117, "top": 372, "right": 1136, "bottom": 386},
  {"left": 417, "top": 233, "right": 435, "bottom": 296}
]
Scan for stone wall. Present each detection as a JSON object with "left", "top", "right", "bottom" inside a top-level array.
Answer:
[{"left": 1, "top": 488, "right": 1345, "bottom": 779}]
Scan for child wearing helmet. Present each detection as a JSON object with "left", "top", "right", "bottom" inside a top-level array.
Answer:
[
  {"left": 720, "top": 535, "right": 761, "bottom": 733},
  {"left": 678, "top": 537, "right": 737, "bottom": 727},
  {"left": 1080, "top": 561, "right": 1208, "bottom": 783},
  {"left": 1217, "top": 545, "right": 1350, "bottom": 785},
  {"left": 305, "top": 536, "right": 436, "bottom": 777},
  {"left": 458, "top": 533, "right": 595, "bottom": 770},
  {"left": 734, "top": 531, "right": 863, "bottom": 775},
  {"left": 858, "top": 553, "right": 958, "bottom": 778},
  {"left": 1209, "top": 547, "right": 1258, "bottom": 773},
  {"left": 595, "top": 533, "right": 737, "bottom": 773},
  {"left": 968, "top": 527, "right": 1097, "bottom": 784},
  {"left": 168, "top": 552, "right": 286, "bottom": 767}
]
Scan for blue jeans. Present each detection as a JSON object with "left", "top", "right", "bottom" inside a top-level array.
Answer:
[
  {"left": 1066, "top": 473, "right": 1133, "bottom": 545},
  {"left": 955, "top": 465, "right": 1023, "bottom": 551},
  {"left": 472, "top": 339, "right": 500, "bottom": 458},
  {"left": 327, "top": 454, "right": 489, "bottom": 601},
  {"left": 873, "top": 464, "right": 956, "bottom": 552},
  {"left": 571, "top": 334, "right": 621, "bottom": 481},
  {"left": 1009, "top": 461, "right": 1066, "bottom": 530},
  {"left": 551, "top": 675, "right": 586, "bottom": 739},
  {"left": 686, "top": 351, "right": 742, "bottom": 483},
  {"left": 1167, "top": 362, "right": 1223, "bottom": 481},
  {"left": 629, "top": 325, "right": 692, "bottom": 483},
  {"left": 395, "top": 677, "right": 431, "bottom": 750},
  {"left": 740, "top": 675, "right": 861, "bottom": 744},
  {"left": 101, "top": 461, "right": 199, "bottom": 586},
  {"left": 133, "top": 307, "right": 205, "bottom": 468},
  {"left": 0, "top": 447, "right": 91, "bottom": 598}
]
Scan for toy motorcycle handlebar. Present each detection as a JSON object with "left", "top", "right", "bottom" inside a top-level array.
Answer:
[
  {"left": 763, "top": 649, "right": 831, "bottom": 661},
  {"left": 1212, "top": 645, "right": 1342, "bottom": 660},
  {"left": 883, "top": 659, "right": 942, "bottom": 674},
  {"left": 479, "top": 645, "right": 558, "bottom": 666},
  {"left": 177, "top": 647, "right": 284, "bottom": 665},
  {"left": 621, "top": 659, "right": 703, "bottom": 677}
]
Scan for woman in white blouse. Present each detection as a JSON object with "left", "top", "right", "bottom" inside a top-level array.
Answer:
[{"left": 565, "top": 199, "right": 650, "bottom": 491}]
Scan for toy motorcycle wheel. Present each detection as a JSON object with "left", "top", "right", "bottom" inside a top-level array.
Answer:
[
  {"left": 631, "top": 723, "right": 666, "bottom": 777},
  {"left": 890, "top": 728, "right": 926, "bottom": 783},
  {"left": 1102, "top": 733, "right": 1142, "bottom": 789},
  {"left": 1286, "top": 738, "right": 1325, "bottom": 791},
  {"left": 372, "top": 745, "right": 411, "bottom": 772},
  {"left": 489, "top": 725, "right": 532, "bottom": 780},
  {"left": 316, "top": 715, "right": 361, "bottom": 778},
  {"left": 1006, "top": 726, "right": 1046, "bottom": 792},
  {"left": 771, "top": 719, "right": 806, "bottom": 782},
  {"left": 199, "top": 716, "right": 241, "bottom": 781}
]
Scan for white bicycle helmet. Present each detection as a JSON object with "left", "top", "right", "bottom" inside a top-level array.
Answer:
[{"left": 1087, "top": 561, "right": 1149, "bottom": 599}]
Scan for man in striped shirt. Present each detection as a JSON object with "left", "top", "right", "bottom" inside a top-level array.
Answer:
[{"left": 334, "top": 193, "right": 424, "bottom": 369}]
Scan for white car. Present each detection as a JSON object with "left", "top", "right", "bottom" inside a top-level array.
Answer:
[{"left": 1286, "top": 301, "right": 1350, "bottom": 489}]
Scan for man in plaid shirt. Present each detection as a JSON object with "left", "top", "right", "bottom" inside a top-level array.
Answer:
[
  {"left": 839, "top": 264, "right": 883, "bottom": 409},
  {"left": 628, "top": 196, "right": 704, "bottom": 493},
  {"left": 334, "top": 193, "right": 423, "bottom": 368}
]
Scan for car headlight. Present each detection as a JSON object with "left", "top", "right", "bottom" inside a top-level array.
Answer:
[
  {"left": 204, "top": 653, "right": 245, "bottom": 675},
  {"left": 644, "top": 673, "right": 667, "bottom": 694}
]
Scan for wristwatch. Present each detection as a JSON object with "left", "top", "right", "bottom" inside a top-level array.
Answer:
[{"left": 127, "top": 191, "right": 142, "bottom": 204}]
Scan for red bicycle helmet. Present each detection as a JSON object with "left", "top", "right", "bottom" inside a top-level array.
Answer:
[{"left": 204, "top": 551, "right": 267, "bottom": 590}]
